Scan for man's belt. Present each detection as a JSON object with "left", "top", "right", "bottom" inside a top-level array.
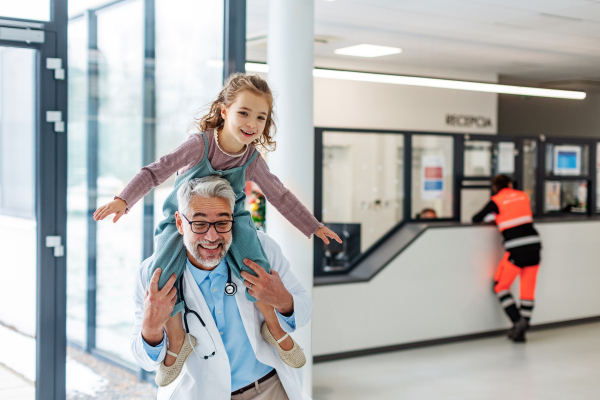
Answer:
[{"left": 231, "top": 369, "right": 277, "bottom": 395}]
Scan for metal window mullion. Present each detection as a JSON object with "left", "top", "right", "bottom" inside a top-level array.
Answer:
[
  {"left": 142, "top": 0, "right": 156, "bottom": 263},
  {"left": 223, "top": 0, "right": 246, "bottom": 81},
  {"left": 404, "top": 133, "right": 412, "bottom": 221},
  {"left": 313, "top": 128, "right": 324, "bottom": 277},
  {"left": 453, "top": 134, "right": 464, "bottom": 221},
  {"left": 139, "top": 0, "right": 157, "bottom": 381},
  {"left": 36, "top": 1, "right": 69, "bottom": 399},
  {"left": 86, "top": 10, "right": 99, "bottom": 354}
]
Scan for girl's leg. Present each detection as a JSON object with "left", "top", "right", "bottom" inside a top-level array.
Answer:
[
  {"left": 164, "top": 314, "right": 186, "bottom": 366},
  {"left": 256, "top": 301, "right": 293, "bottom": 351}
]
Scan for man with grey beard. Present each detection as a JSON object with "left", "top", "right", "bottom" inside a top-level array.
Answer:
[{"left": 130, "top": 176, "right": 312, "bottom": 400}]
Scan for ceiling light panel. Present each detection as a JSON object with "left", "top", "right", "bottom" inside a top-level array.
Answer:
[
  {"left": 244, "top": 63, "right": 586, "bottom": 100},
  {"left": 334, "top": 44, "right": 402, "bottom": 58}
]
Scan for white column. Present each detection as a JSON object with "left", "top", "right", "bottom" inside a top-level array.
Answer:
[{"left": 267, "top": 0, "right": 314, "bottom": 396}]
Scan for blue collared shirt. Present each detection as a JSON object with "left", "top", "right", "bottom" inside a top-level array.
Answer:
[{"left": 143, "top": 257, "right": 296, "bottom": 391}]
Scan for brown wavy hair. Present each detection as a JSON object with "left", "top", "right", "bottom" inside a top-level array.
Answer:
[{"left": 196, "top": 73, "right": 276, "bottom": 152}]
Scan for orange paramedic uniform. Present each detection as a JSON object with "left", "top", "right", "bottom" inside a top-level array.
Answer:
[{"left": 472, "top": 188, "right": 541, "bottom": 322}]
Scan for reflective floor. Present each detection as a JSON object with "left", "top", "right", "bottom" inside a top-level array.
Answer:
[
  {"left": 313, "top": 322, "right": 600, "bottom": 400},
  {"left": 0, "top": 363, "right": 34, "bottom": 400}
]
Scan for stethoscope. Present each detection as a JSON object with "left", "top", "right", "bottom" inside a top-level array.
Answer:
[{"left": 178, "top": 266, "right": 237, "bottom": 359}]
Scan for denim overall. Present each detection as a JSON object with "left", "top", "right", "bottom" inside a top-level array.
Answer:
[{"left": 149, "top": 132, "right": 271, "bottom": 316}]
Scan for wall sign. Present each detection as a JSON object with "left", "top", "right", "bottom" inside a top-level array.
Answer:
[
  {"left": 421, "top": 156, "right": 445, "bottom": 200},
  {"left": 446, "top": 114, "right": 492, "bottom": 128}
]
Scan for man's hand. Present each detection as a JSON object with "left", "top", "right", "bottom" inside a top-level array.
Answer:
[
  {"left": 241, "top": 259, "right": 294, "bottom": 316},
  {"left": 141, "top": 268, "right": 178, "bottom": 346}
]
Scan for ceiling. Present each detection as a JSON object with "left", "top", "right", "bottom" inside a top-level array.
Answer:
[{"left": 247, "top": 0, "right": 600, "bottom": 86}]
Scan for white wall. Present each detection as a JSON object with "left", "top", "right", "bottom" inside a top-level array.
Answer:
[
  {"left": 256, "top": 66, "right": 499, "bottom": 133},
  {"left": 312, "top": 221, "right": 600, "bottom": 356},
  {"left": 313, "top": 77, "right": 498, "bottom": 134}
]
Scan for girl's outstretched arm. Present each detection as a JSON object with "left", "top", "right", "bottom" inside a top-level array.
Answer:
[
  {"left": 93, "top": 133, "right": 206, "bottom": 223},
  {"left": 247, "top": 154, "right": 342, "bottom": 243}
]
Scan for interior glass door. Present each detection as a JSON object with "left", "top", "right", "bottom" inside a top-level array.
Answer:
[{"left": 0, "top": 45, "right": 38, "bottom": 396}]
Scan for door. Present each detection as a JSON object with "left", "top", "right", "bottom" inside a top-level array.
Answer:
[{"left": 0, "top": 5, "right": 68, "bottom": 399}]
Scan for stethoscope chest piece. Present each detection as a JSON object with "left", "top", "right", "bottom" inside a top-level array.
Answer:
[
  {"left": 225, "top": 281, "right": 237, "bottom": 296},
  {"left": 225, "top": 267, "right": 237, "bottom": 296}
]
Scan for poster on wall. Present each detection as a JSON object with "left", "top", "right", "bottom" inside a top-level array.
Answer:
[
  {"left": 544, "top": 181, "right": 561, "bottom": 212},
  {"left": 497, "top": 142, "right": 515, "bottom": 174},
  {"left": 421, "top": 156, "right": 445, "bottom": 200},
  {"left": 553, "top": 145, "right": 581, "bottom": 176}
]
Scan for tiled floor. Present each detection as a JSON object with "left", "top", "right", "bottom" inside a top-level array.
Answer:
[
  {"left": 0, "top": 363, "right": 34, "bottom": 400},
  {"left": 313, "top": 322, "right": 600, "bottom": 400}
]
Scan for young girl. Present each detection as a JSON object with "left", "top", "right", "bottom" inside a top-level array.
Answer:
[{"left": 94, "top": 74, "right": 341, "bottom": 387}]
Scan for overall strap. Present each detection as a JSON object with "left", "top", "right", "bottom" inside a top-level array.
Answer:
[
  {"left": 242, "top": 148, "right": 259, "bottom": 169},
  {"left": 201, "top": 131, "right": 210, "bottom": 159}
]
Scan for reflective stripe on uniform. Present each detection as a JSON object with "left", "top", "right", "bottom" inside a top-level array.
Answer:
[
  {"left": 504, "top": 235, "right": 541, "bottom": 249},
  {"left": 497, "top": 215, "right": 533, "bottom": 230}
]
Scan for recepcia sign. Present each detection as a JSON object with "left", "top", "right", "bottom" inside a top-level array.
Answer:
[{"left": 446, "top": 114, "right": 493, "bottom": 128}]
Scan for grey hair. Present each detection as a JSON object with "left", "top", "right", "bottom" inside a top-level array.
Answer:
[{"left": 177, "top": 176, "right": 236, "bottom": 217}]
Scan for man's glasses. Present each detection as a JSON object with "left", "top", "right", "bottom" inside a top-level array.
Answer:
[{"left": 181, "top": 214, "right": 235, "bottom": 234}]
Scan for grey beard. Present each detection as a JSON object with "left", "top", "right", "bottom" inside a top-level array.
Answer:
[{"left": 184, "top": 235, "right": 232, "bottom": 268}]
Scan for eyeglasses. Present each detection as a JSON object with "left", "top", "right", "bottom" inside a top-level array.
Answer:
[{"left": 181, "top": 214, "right": 235, "bottom": 234}]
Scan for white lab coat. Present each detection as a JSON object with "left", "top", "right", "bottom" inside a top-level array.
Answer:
[{"left": 130, "top": 231, "right": 313, "bottom": 400}]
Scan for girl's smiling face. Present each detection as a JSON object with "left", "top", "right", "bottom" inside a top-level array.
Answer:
[{"left": 221, "top": 91, "right": 269, "bottom": 149}]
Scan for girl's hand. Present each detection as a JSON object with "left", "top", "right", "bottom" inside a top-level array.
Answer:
[
  {"left": 315, "top": 226, "right": 342, "bottom": 245},
  {"left": 93, "top": 198, "right": 127, "bottom": 223}
]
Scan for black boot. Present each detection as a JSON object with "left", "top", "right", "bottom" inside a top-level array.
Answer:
[{"left": 509, "top": 317, "right": 529, "bottom": 343}]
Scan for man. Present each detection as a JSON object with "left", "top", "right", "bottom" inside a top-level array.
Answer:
[
  {"left": 131, "top": 176, "right": 312, "bottom": 400},
  {"left": 472, "top": 174, "right": 541, "bottom": 342},
  {"left": 417, "top": 208, "right": 437, "bottom": 219}
]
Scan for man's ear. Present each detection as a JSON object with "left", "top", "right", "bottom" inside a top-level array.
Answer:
[{"left": 175, "top": 211, "right": 184, "bottom": 235}]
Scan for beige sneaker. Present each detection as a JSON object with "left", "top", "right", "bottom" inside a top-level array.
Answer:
[
  {"left": 261, "top": 322, "right": 306, "bottom": 369},
  {"left": 155, "top": 334, "right": 197, "bottom": 387}
]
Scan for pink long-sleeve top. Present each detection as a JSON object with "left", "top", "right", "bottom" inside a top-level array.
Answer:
[{"left": 117, "top": 129, "right": 323, "bottom": 238}]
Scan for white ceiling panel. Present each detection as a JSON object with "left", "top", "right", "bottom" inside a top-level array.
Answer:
[{"left": 247, "top": 0, "right": 600, "bottom": 83}]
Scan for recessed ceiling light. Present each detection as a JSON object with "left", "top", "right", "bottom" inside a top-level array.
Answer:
[
  {"left": 245, "top": 63, "right": 586, "bottom": 100},
  {"left": 334, "top": 44, "right": 402, "bottom": 58}
]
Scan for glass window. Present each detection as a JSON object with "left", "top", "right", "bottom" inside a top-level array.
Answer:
[
  {"left": 154, "top": 0, "right": 224, "bottom": 222},
  {"left": 94, "top": 0, "right": 144, "bottom": 364},
  {"left": 66, "top": 18, "right": 88, "bottom": 346},
  {"left": 321, "top": 131, "right": 404, "bottom": 270},
  {"left": 0, "top": 46, "right": 38, "bottom": 390},
  {"left": 522, "top": 139, "right": 538, "bottom": 214},
  {"left": 412, "top": 135, "right": 454, "bottom": 219},
  {"left": 0, "top": 0, "right": 50, "bottom": 21},
  {"left": 464, "top": 141, "right": 491, "bottom": 177}
]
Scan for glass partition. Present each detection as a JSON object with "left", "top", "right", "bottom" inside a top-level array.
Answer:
[
  {"left": 464, "top": 140, "right": 492, "bottom": 177},
  {"left": 321, "top": 131, "right": 404, "bottom": 271},
  {"left": 543, "top": 142, "right": 591, "bottom": 214},
  {"left": 412, "top": 135, "right": 454, "bottom": 219}
]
